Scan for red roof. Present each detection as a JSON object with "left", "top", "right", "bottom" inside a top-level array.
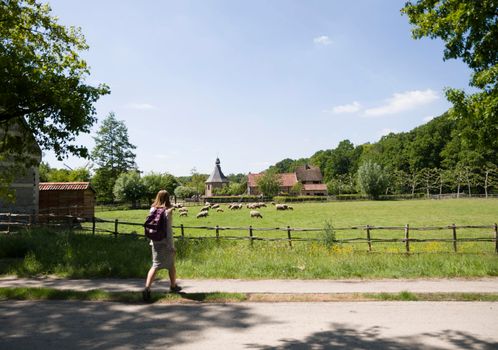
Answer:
[
  {"left": 247, "top": 173, "right": 297, "bottom": 187},
  {"left": 303, "top": 184, "right": 327, "bottom": 191},
  {"left": 39, "top": 182, "right": 94, "bottom": 191}
]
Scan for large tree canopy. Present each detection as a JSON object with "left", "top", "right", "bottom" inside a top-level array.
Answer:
[
  {"left": 402, "top": 0, "right": 498, "bottom": 169},
  {"left": 0, "top": 0, "right": 109, "bottom": 160}
]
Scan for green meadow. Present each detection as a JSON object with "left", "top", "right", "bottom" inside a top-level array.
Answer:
[{"left": 1, "top": 198, "right": 497, "bottom": 279}]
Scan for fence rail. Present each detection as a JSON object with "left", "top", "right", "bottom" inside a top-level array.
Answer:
[{"left": 1, "top": 212, "right": 497, "bottom": 253}]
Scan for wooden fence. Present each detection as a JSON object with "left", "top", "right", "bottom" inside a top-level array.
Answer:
[{"left": 2, "top": 212, "right": 496, "bottom": 253}]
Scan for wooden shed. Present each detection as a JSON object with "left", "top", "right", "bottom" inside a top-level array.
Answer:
[{"left": 39, "top": 182, "right": 96, "bottom": 219}]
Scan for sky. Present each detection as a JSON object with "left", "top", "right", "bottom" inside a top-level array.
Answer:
[{"left": 43, "top": 0, "right": 473, "bottom": 177}]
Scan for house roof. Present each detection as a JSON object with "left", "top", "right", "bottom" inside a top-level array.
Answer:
[
  {"left": 39, "top": 182, "right": 95, "bottom": 191},
  {"left": 247, "top": 172, "right": 298, "bottom": 187},
  {"left": 303, "top": 183, "right": 328, "bottom": 191},
  {"left": 295, "top": 164, "right": 323, "bottom": 182},
  {"left": 205, "top": 158, "right": 229, "bottom": 183}
]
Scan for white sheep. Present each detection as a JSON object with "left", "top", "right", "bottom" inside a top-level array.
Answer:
[
  {"left": 211, "top": 204, "right": 220, "bottom": 209},
  {"left": 216, "top": 208, "right": 224, "bottom": 212},
  {"left": 250, "top": 210, "right": 263, "bottom": 218},
  {"left": 179, "top": 212, "right": 188, "bottom": 217},
  {"left": 275, "top": 204, "right": 288, "bottom": 210},
  {"left": 196, "top": 211, "right": 209, "bottom": 218}
]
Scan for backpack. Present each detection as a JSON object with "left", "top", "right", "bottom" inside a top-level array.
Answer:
[{"left": 144, "top": 207, "right": 167, "bottom": 241}]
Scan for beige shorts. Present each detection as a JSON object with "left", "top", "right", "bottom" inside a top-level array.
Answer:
[{"left": 151, "top": 240, "right": 175, "bottom": 270}]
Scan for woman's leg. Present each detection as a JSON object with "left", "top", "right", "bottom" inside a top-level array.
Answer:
[
  {"left": 145, "top": 266, "right": 157, "bottom": 289},
  {"left": 168, "top": 265, "right": 176, "bottom": 287}
]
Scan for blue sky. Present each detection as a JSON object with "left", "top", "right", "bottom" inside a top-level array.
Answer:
[{"left": 43, "top": 0, "right": 473, "bottom": 176}]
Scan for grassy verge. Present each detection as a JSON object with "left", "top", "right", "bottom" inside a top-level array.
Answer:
[
  {"left": 1, "top": 288, "right": 497, "bottom": 303},
  {"left": 1, "top": 228, "right": 497, "bottom": 279}
]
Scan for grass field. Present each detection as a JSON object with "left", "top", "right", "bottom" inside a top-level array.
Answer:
[
  {"left": 1, "top": 199, "right": 497, "bottom": 279},
  {"left": 89, "top": 198, "right": 498, "bottom": 253}
]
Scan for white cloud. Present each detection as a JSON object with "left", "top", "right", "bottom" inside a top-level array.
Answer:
[
  {"left": 313, "top": 35, "right": 332, "bottom": 46},
  {"left": 423, "top": 115, "right": 434, "bottom": 122},
  {"left": 364, "top": 89, "right": 439, "bottom": 117},
  {"left": 325, "top": 101, "right": 361, "bottom": 114},
  {"left": 127, "top": 103, "right": 157, "bottom": 110}
]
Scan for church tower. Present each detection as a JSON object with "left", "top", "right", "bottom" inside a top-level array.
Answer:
[{"left": 205, "top": 158, "right": 229, "bottom": 197}]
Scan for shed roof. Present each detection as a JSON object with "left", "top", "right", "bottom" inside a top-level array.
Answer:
[
  {"left": 303, "top": 183, "right": 328, "bottom": 191},
  {"left": 247, "top": 173, "right": 298, "bottom": 187},
  {"left": 39, "top": 182, "right": 95, "bottom": 191}
]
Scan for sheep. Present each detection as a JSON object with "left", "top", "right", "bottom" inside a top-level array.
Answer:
[
  {"left": 230, "top": 203, "right": 242, "bottom": 210},
  {"left": 201, "top": 205, "right": 210, "bottom": 211},
  {"left": 287, "top": 205, "right": 293, "bottom": 210},
  {"left": 275, "top": 204, "right": 288, "bottom": 210},
  {"left": 216, "top": 208, "right": 224, "bottom": 212},
  {"left": 250, "top": 210, "right": 263, "bottom": 218},
  {"left": 211, "top": 204, "right": 220, "bottom": 209},
  {"left": 196, "top": 211, "right": 209, "bottom": 218},
  {"left": 179, "top": 212, "right": 188, "bottom": 217},
  {"left": 258, "top": 202, "right": 267, "bottom": 208},
  {"left": 178, "top": 207, "right": 188, "bottom": 213}
]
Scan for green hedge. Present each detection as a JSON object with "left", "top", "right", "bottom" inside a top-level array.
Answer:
[
  {"left": 274, "top": 196, "right": 328, "bottom": 203},
  {"left": 205, "top": 196, "right": 271, "bottom": 203}
]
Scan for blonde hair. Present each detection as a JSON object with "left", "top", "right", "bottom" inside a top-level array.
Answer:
[{"left": 151, "top": 190, "right": 172, "bottom": 208}]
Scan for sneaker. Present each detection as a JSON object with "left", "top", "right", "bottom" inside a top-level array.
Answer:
[
  {"left": 170, "top": 285, "right": 183, "bottom": 293},
  {"left": 142, "top": 288, "right": 151, "bottom": 302}
]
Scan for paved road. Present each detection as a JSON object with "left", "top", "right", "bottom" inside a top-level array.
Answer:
[
  {"left": 1, "top": 300, "right": 497, "bottom": 349},
  {"left": 2, "top": 276, "right": 498, "bottom": 293}
]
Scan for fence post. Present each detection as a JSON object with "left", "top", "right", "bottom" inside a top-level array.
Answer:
[
  {"left": 216, "top": 225, "right": 219, "bottom": 240},
  {"left": 92, "top": 216, "right": 96, "bottom": 235},
  {"left": 494, "top": 223, "right": 498, "bottom": 254},
  {"left": 7, "top": 213, "right": 11, "bottom": 234},
  {"left": 181, "top": 224, "right": 185, "bottom": 238},
  {"left": 366, "top": 225, "right": 372, "bottom": 252},
  {"left": 249, "top": 225, "right": 253, "bottom": 246},
  {"left": 287, "top": 226, "right": 292, "bottom": 248},
  {"left": 404, "top": 224, "right": 410, "bottom": 253},
  {"left": 114, "top": 219, "right": 118, "bottom": 238},
  {"left": 452, "top": 223, "right": 458, "bottom": 252}
]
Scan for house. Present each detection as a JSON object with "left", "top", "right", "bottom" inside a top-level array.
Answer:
[
  {"left": 39, "top": 182, "right": 96, "bottom": 219},
  {"left": 296, "top": 164, "right": 328, "bottom": 195},
  {"left": 204, "top": 158, "right": 229, "bottom": 197},
  {"left": 0, "top": 118, "right": 42, "bottom": 216},
  {"left": 247, "top": 164, "right": 328, "bottom": 196}
]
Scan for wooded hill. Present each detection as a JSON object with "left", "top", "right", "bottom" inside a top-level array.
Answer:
[{"left": 268, "top": 112, "right": 498, "bottom": 195}]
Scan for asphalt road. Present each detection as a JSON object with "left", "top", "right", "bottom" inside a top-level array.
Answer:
[{"left": 1, "top": 300, "right": 497, "bottom": 349}]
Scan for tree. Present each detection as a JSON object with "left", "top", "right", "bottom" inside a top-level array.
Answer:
[
  {"left": 356, "top": 161, "right": 389, "bottom": 199},
  {"left": 113, "top": 171, "right": 146, "bottom": 208},
  {"left": 91, "top": 112, "right": 137, "bottom": 201},
  {"left": 0, "top": 0, "right": 109, "bottom": 161},
  {"left": 38, "top": 162, "right": 91, "bottom": 182},
  {"left": 256, "top": 170, "right": 281, "bottom": 197},
  {"left": 187, "top": 168, "right": 208, "bottom": 197},
  {"left": 142, "top": 172, "right": 179, "bottom": 202},
  {"left": 402, "top": 1, "right": 498, "bottom": 166},
  {"left": 174, "top": 185, "right": 196, "bottom": 199}
]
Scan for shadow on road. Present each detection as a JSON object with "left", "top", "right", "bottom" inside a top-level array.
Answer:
[
  {"left": 0, "top": 300, "right": 275, "bottom": 349},
  {"left": 246, "top": 323, "right": 498, "bottom": 350}
]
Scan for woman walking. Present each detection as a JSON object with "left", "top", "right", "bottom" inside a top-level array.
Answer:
[{"left": 143, "top": 190, "right": 182, "bottom": 302}]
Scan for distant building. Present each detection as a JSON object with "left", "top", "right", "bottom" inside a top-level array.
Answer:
[
  {"left": 39, "top": 182, "right": 96, "bottom": 219},
  {"left": 247, "top": 164, "right": 328, "bottom": 196},
  {"left": 0, "top": 118, "right": 42, "bottom": 215},
  {"left": 205, "top": 158, "right": 229, "bottom": 197}
]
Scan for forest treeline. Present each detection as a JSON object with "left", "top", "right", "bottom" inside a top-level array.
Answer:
[{"left": 269, "top": 112, "right": 498, "bottom": 196}]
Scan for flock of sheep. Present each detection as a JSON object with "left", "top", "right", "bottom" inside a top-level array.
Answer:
[{"left": 172, "top": 202, "right": 294, "bottom": 219}]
